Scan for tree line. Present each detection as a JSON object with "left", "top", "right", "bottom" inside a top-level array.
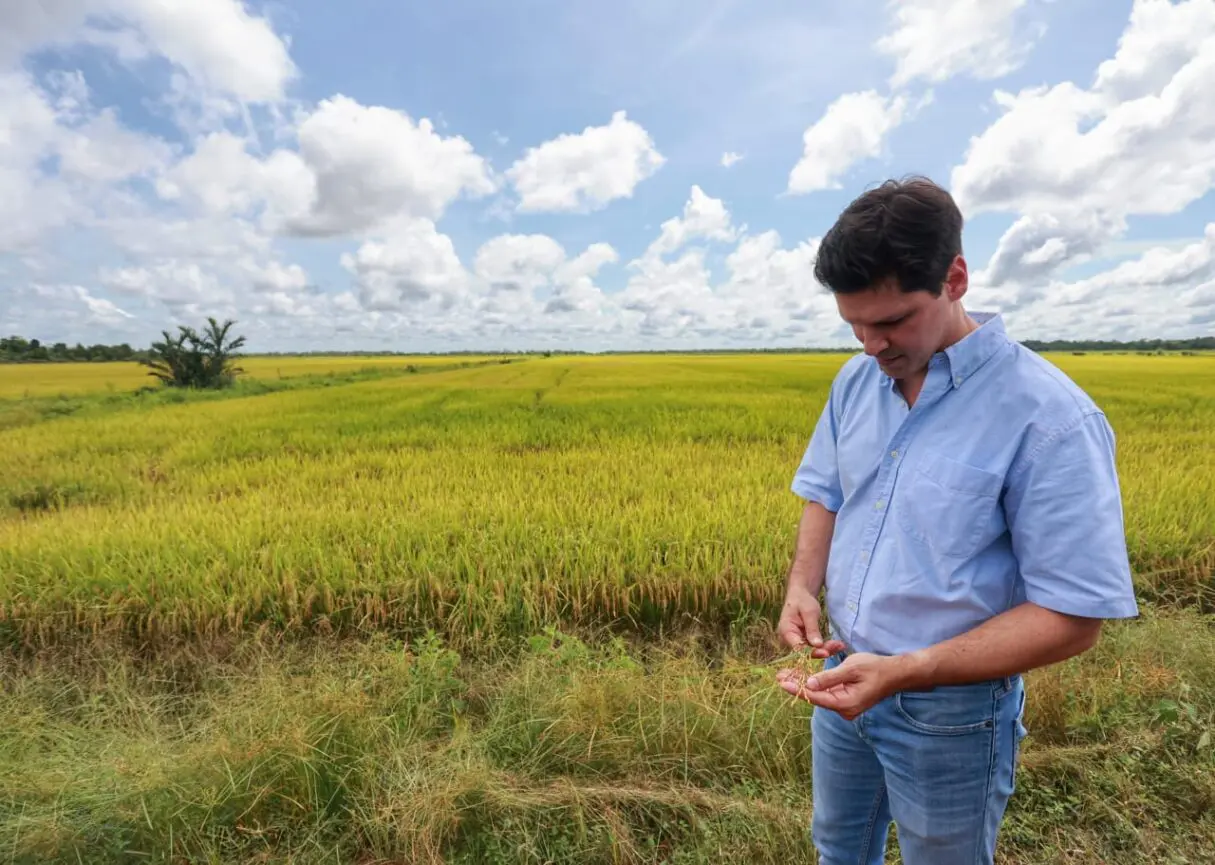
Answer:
[
  {"left": 1, "top": 336, "right": 146, "bottom": 363},
  {"left": 1019, "top": 336, "right": 1214, "bottom": 353},
  {"left": 4, "top": 319, "right": 247, "bottom": 391},
  {"left": 4, "top": 332, "right": 1212, "bottom": 366}
]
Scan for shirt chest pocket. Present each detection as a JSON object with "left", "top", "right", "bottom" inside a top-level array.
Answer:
[{"left": 895, "top": 451, "right": 1006, "bottom": 560}]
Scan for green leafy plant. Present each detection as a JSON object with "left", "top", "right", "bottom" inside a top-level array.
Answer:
[{"left": 140, "top": 317, "right": 246, "bottom": 389}]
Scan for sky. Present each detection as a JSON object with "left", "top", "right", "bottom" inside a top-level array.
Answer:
[{"left": 1, "top": 0, "right": 1213, "bottom": 353}]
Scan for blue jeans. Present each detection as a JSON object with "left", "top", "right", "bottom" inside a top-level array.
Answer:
[{"left": 809, "top": 653, "right": 1028, "bottom": 864}]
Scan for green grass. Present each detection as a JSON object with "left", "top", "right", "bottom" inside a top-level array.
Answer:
[{"left": 3, "top": 613, "right": 1213, "bottom": 864}]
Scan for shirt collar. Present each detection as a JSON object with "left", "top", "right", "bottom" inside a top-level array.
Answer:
[
  {"left": 878, "top": 310, "right": 1009, "bottom": 390},
  {"left": 944, "top": 311, "right": 1007, "bottom": 387}
]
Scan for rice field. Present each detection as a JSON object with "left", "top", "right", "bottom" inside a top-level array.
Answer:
[
  {"left": 2, "top": 351, "right": 1213, "bottom": 863},
  {"left": 0, "top": 354, "right": 508, "bottom": 400}
]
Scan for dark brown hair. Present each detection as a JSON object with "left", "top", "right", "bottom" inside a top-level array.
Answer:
[{"left": 812, "top": 176, "right": 963, "bottom": 296}]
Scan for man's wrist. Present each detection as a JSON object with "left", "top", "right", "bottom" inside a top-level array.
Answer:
[
  {"left": 888, "top": 648, "right": 936, "bottom": 692},
  {"left": 785, "top": 570, "right": 823, "bottom": 599}
]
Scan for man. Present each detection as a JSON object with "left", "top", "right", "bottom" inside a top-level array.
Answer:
[{"left": 774, "top": 176, "right": 1139, "bottom": 864}]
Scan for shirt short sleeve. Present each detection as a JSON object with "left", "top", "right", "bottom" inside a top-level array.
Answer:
[
  {"left": 1004, "top": 410, "right": 1140, "bottom": 619},
  {"left": 791, "top": 381, "right": 844, "bottom": 512}
]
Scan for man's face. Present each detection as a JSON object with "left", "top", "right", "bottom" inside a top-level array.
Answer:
[{"left": 834, "top": 276, "right": 957, "bottom": 379}]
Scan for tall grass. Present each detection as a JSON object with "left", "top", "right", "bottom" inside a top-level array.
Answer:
[
  {"left": 1, "top": 354, "right": 1211, "bottom": 649},
  {"left": 3, "top": 612, "right": 1213, "bottom": 864}
]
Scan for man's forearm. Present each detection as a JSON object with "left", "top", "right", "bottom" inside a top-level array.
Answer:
[
  {"left": 891, "top": 601, "right": 1103, "bottom": 690},
  {"left": 786, "top": 501, "right": 836, "bottom": 597}
]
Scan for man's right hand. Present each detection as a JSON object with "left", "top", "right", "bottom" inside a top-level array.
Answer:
[{"left": 777, "top": 586, "right": 846, "bottom": 658}]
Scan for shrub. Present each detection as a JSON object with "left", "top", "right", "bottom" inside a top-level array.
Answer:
[{"left": 140, "top": 318, "right": 246, "bottom": 389}]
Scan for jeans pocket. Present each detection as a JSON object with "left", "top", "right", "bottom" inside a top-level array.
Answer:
[
  {"left": 1010, "top": 687, "right": 1028, "bottom": 793},
  {"left": 1013, "top": 688, "right": 1028, "bottom": 763},
  {"left": 894, "top": 688, "right": 996, "bottom": 735}
]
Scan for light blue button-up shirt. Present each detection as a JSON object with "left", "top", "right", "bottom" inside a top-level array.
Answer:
[{"left": 791, "top": 312, "right": 1140, "bottom": 657}]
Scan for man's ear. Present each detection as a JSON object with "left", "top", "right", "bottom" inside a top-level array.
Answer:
[{"left": 945, "top": 254, "right": 968, "bottom": 302}]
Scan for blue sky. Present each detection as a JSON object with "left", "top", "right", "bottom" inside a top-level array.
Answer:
[{"left": 1, "top": 0, "right": 1213, "bottom": 352}]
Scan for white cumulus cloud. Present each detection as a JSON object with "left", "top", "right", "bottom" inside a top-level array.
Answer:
[
  {"left": 117, "top": 0, "right": 297, "bottom": 103},
  {"left": 474, "top": 234, "right": 568, "bottom": 292},
  {"left": 971, "top": 212, "right": 1120, "bottom": 305},
  {"left": 0, "top": 0, "right": 296, "bottom": 102},
  {"left": 645, "top": 185, "right": 737, "bottom": 259},
  {"left": 959, "top": 0, "right": 1215, "bottom": 324},
  {"left": 1092, "top": 0, "right": 1215, "bottom": 101},
  {"left": 286, "top": 96, "right": 497, "bottom": 237},
  {"left": 612, "top": 187, "right": 838, "bottom": 346},
  {"left": 875, "top": 0, "right": 1043, "bottom": 89},
  {"left": 154, "top": 131, "right": 311, "bottom": 224},
  {"left": 787, "top": 90, "right": 907, "bottom": 194},
  {"left": 471, "top": 233, "right": 619, "bottom": 320},
  {"left": 953, "top": 0, "right": 1215, "bottom": 224},
  {"left": 507, "top": 110, "right": 665, "bottom": 213},
  {"left": 341, "top": 218, "right": 470, "bottom": 312},
  {"left": 996, "top": 225, "right": 1215, "bottom": 340},
  {"left": 547, "top": 243, "right": 619, "bottom": 316},
  {"left": 12, "top": 283, "right": 137, "bottom": 333}
]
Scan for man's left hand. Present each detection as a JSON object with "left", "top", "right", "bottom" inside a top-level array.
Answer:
[{"left": 776, "top": 652, "right": 910, "bottom": 720}]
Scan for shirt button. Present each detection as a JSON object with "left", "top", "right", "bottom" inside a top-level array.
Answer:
[
  {"left": 875, "top": 500, "right": 885, "bottom": 510},
  {"left": 847, "top": 602, "right": 857, "bottom": 612},
  {"left": 890, "top": 450, "right": 899, "bottom": 459},
  {"left": 859, "top": 550, "right": 869, "bottom": 560},
  {"left": 954, "top": 376, "right": 963, "bottom": 386}
]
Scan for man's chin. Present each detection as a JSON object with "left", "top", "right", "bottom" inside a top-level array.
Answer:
[{"left": 876, "top": 355, "right": 904, "bottom": 374}]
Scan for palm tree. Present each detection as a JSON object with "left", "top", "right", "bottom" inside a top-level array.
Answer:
[
  {"left": 141, "top": 317, "right": 246, "bottom": 388},
  {"left": 198, "top": 317, "right": 246, "bottom": 387}
]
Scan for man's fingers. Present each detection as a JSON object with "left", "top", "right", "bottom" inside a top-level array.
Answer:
[
  {"left": 802, "top": 607, "right": 824, "bottom": 647},
  {"left": 778, "top": 624, "right": 806, "bottom": 650},
  {"left": 804, "top": 662, "right": 855, "bottom": 692},
  {"left": 775, "top": 669, "right": 815, "bottom": 701},
  {"left": 774, "top": 667, "right": 801, "bottom": 685},
  {"left": 810, "top": 639, "right": 847, "bottom": 659},
  {"left": 775, "top": 674, "right": 852, "bottom": 711},
  {"left": 801, "top": 688, "right": 852, "bottom": 713}
]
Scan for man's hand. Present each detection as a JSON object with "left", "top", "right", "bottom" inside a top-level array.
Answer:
[
  {"left": 775, "top": 603, "right": 1107, "bottom": 720},
  {"left": 775, "top": 652, "right": 907, "bottom": 720},
  {"left": 776, "top": 586, "right": 845, "bottom": 659}
]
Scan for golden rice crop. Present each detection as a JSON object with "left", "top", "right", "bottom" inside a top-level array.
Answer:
[
  {"left": 0, "top": 354, "right": 507, "bottom": 400},
  {"left": 0, "top": 352, "right": 1211, "bottom": 647}
]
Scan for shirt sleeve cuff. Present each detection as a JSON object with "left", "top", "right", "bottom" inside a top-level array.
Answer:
[
  {"left": 791, "top": 479, "right": 842, "bottom": 512},
  {"left": 1024, "top": 588, "right": 1140, "bottom": 620}
]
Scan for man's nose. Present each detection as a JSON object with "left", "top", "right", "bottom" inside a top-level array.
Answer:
[{"left": 860, "top": 330, "right": 888, "bottom": 356}]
